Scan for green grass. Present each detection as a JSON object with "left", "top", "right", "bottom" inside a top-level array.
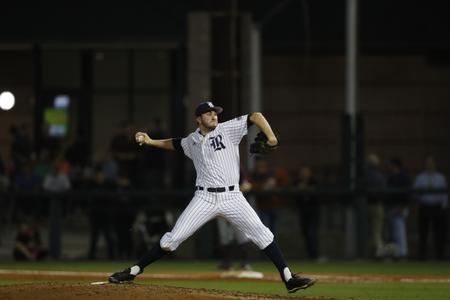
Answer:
[
  {"left": 285, "top": 261, "right": 450, "bottom": 276},
  {"left": 1, "top": 260, "right": 450, "bottom": 276},
  {"left": 1, "top": 260, "right": 450, "bottom": 300},
  {"left": 148, "top": 280, "right": 450, "bottom": 300},
  {"left": 0, "top": 280, "right": 35, "bottom": 286}
]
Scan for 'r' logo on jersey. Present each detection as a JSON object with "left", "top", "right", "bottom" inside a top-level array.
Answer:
[{"left": 209, "top": 135, "right": 226, "bottom": 151}]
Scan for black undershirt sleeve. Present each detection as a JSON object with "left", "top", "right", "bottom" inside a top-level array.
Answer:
[
  {"left": 172, "top": 138, "right": 182, "bottom": 152},
  {"left": 247, "top": 113, "right": 254, "bottom": 128}
]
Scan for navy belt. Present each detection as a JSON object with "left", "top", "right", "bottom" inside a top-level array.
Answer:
[{"left": 195, "top": 186, "right": 235, "bottom": 193}]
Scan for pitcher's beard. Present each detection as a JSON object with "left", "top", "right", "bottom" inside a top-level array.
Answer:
[{"left": 205, "top": 124, "right": 217, "bottom": 130}]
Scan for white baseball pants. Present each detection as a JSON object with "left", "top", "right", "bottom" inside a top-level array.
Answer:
[{"left": 160, "top": 190, "right": 274, "bottom": 251}]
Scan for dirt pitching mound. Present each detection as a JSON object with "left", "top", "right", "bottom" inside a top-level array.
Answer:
[{"left": 0, "top": 282, "right": 336, "bottom": 300}]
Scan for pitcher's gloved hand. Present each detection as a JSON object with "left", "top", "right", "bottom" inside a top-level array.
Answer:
[{"left": 249, "top": 131, "right": 279, "bottom": 154}]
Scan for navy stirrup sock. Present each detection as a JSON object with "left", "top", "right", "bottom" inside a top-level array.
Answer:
[
  {"left": 136, "top": 244, "right": 168, "bottom": 270},
  {"left": 263, "top": 241, "right": 291, "bottom": 282}
]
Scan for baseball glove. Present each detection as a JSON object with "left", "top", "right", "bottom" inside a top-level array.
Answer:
[{"left": 250, "top": 131, "right": 279, "bottom": 154}]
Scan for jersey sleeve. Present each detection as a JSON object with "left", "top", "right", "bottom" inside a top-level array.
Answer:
[
  {"left": 221, "top": 114, "right": 249, "bottom": 145},
  {"left": 180, "top": 136, "right": 193, "bottom": 159}
]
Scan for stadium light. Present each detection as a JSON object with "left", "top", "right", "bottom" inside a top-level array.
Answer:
[{"left": 0, "top": 91, "right": 15, "bottom": 110}]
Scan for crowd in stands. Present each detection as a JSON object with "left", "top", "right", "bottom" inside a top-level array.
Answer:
[{"left": 0, "top": 121, "right": 168, "bottom": 261}]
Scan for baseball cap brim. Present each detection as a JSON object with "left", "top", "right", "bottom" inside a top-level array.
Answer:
[{"left": 195, "top": 105, "right": 223, "bottom": 116}]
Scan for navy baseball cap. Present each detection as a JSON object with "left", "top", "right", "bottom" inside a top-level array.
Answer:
[{"left": 195, "top": 101, "right": 223, "bottom": 117}]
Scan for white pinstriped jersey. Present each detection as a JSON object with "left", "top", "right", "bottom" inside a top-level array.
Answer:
[{"left": 180, "top": 114, "right": 248, "bottom": 187}]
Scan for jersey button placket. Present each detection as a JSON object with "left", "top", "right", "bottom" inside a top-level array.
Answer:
[
  {"left": 202, "top": 133, "right": 212, "bottom": 176},
  {"left": 200, "top": 136, "right": 211, "bottom": 189},
  {"left": 201, "top": 133, "right": 218, "bottom": 206}
]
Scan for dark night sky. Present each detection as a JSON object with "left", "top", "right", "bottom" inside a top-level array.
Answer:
[{"left": 0, "top": 1, "right": 449, "bottom": 52}]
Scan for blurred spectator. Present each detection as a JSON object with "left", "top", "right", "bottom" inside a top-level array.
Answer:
[
  {"left": 250, "top": 157, "right": 277, "bottom": 232},
  {"left": 0, "top": 151, "right": 4, "bottom": 174},
  {"left": 102, "top": 151, "right": 119, "bottom": 182},
  {"left": 274, "top": 167, "right": 290, "bottom": 229},
  {"left": 385, "top": 157, "right": 411, "bottom": 259},
  {"left": 0, "top": 152, "right": 9, "bottom": 191},
  {"left": 42, "top": 161, "right": 72, "bottom": 218},
  {"left": 13, "top": 219, "right": 47, "bottom": 261},
  {"left": 132, "top": 209, "right": 173, "bottom": 258},
  {"left": 13, "top": 164, "right": 38, "bottom": 190},
  {"left": 13, "top": 162, "right": 40, "bottom": 218},
  {"left": 216, "top": 218, "right": 251, "bottom": 270},
  {"left": 10, "top": 124, "right": 33, "bottom": 172},
  {"left": 109, "top": 121, "right": 137, "bottom": 185},
  {"left": 135, "top": 118, "right": 167, "bottom": 189},
  {"left": 87, "top": 166, "right": 116, "bottom": 260},
  {"left": 55, "top": 154, "right": 71, "bottom": 176},
  {"left": 413, "top": 155, "right": 448, "bottom": 260},
  {"left": 295, "top": 165, "right": 320, "bottom": 260},
  {"left": 74, "top": 164, "right": 96, "bottom": 192},
  {"left": 364, "top": 153, "right": 387, "bottom": 258},
  {"left": 33, "top": 149, "right": 52, "bottom": 184},
  {"left": 0, "top": 153, "right": 10, "bottom": 244},
  {"left": 274, "top": 167, "right": 290, "bottom": 188},
  {"left": 131, "top": 212, "right": 153, "bottom": 257},
  {"left": 65, "top": 133, "right": 89, "bottom": 168},
  {"left": 113, "top": 172, "right": 135, "bottom": 259},
  {"left": 42, "top": 161, "right": 71, "bottom": 193},
  {"left": 65, "top": 134, "right": 90, "bottom": 188}
]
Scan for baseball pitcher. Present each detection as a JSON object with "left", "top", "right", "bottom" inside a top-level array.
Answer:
[{"left": 109, "top": 101, "right": 316, "bottom": 293}]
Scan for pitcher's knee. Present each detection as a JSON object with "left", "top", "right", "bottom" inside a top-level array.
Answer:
[
  {"left": 252, "top": 227, "right": 274, "bottom": 249},
  {"left": 160, "top": 232, "right": 181, "bottom": 251}
]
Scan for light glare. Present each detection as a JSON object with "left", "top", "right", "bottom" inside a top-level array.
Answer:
[{"left": 0, "top": 91, "right": 15, "bottom": 110}]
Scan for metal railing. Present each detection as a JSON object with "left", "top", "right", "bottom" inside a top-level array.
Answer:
[{"left": 0, "top": 187, "right": 448, "bottom": 259}]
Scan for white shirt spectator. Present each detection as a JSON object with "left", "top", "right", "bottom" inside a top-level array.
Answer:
[
  {"left": 43, "top": 172, "right": 71, "bottom": 192},
  {"left": 414, "top": 171, "right": 448, "bottom": 208}
]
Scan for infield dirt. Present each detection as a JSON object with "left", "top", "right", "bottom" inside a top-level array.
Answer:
[
  {"left": 1, "top": 270, "right": 449, "bottom": 300},
  {"left": 0, "top": 282, "right": 335, "bottom": 300}
]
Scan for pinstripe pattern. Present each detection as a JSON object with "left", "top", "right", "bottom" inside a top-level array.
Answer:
[
  {"left": 160, "top": 190, "right": 274, "bottom": 251},
  {"left": 161, "top": 114, "right": 273, "bottom": 251},
  {"left": 218, "top": 192, "right": 274, "bottom": 249}
]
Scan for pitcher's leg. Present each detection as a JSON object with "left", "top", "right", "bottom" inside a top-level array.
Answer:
[
  {"left": 109, "top": 192, "right": 217, "bottom": 283},
  {"left": 160, "top": 192, "right": 217, "bottom": 251},
  {"left": 221, "top": 193, "right": 315, "bottom": 293},
  {"left": 221, "top": 193, "right": 273, "bottom": 249}
]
